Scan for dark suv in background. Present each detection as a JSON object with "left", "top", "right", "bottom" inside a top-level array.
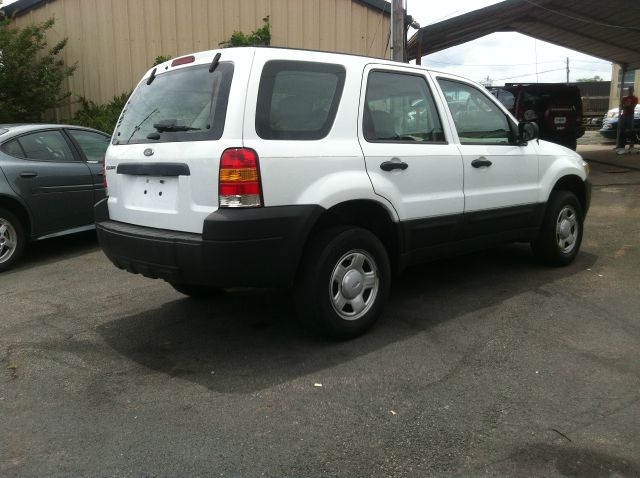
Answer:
[{"left": 491, "top": 83, "right": 585, "bottom": 150}]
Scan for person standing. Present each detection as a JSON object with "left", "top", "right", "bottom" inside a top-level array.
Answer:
[{"left": 617, "top": 85, "right": 638, "bottom": 154}]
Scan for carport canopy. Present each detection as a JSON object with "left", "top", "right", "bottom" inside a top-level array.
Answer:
[{"left": 407, "top": 0, "right": 640, "bottom": 71}]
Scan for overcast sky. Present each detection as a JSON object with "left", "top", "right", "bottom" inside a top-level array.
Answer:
[
  {"left": 2, "top": 0, "right": 613, "bottom": 86},
  {"left": 406, "top": 0, "right": 612, "bottom": 85}
]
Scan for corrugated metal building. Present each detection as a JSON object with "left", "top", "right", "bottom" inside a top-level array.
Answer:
[{"left": 1, "top": 0, "right": 391, "bottom": 119}]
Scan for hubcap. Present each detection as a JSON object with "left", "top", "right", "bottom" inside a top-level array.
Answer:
[
  {"left": 556, "top": 205, "right": 579, "bottom": 254},
  {"left": 0, "top": 219, "right": 17, "bottom": 264},
  {"left": 329, "top": 250, "right": 379, "bottom": 321}
]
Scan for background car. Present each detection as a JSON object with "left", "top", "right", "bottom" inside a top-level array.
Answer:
[
  {"left": 490, "top": 83, "right": 585, "bottom": 150},
  {"left": 599, "top": 104, "right": 640, "bottom": 140},
  {"left": 0, "top": 124, "right": 110, "bottom": 271}
]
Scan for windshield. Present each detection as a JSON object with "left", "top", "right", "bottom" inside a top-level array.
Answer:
[{"left": 114, "top": 62, "right": 234, "bottom": 145}]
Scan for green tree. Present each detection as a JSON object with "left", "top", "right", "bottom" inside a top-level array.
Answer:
[
  {"left": 220, "top": 16, "right": 271, "bottom": 47},
  {"left": 70, "top": 92, "right": 130, "bottom": 134},
  {"left": 0, "top": 18, "right": 76, "bottom": 122},
  {"left": 153, "top": 54, "right": 172, "bottom": 66},
  {"left": 576, "top": 75, "right": 603, "bottom": 82}
]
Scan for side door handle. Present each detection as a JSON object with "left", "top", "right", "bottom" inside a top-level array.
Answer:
[
  {"left": 380, "top": 160, "right": 409, "bottom": 172},
  {"left": 471, "top": 157, "right": 492, "bottom": 168},
  {"left": 19, "top": 171, "right": 38, "bottom": 178}
]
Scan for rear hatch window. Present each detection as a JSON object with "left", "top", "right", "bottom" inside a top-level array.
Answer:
[{"left": 113, "top": 62, "right": 234, "bottom": 145}]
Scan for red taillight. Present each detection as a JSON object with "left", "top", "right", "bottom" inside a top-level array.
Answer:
[
  {"left": 219, "top": 148, "right": 262, "bottom": 208},
  {"left": 171, "top": 55, "right": 195, "bottom": 67}
]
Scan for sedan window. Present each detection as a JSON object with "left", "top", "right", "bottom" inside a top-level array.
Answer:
[
  {"left": 68, "top": 130, "right": 110, "bottom": 163},
  {"left": 17, "top": 130, "right": 76, "bottom": 162},
  {"left": 2, "top": 139, "right": 26, "bottom": 158}
]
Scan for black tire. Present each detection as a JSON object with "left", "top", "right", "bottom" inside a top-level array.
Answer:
[
  {"left": 0, "top": 208, "right": 26, "bottom": 273},
  {"left": 169, "top": 282, "right": 222, "bottom": 298},
  {"left": 531, "top": 191, "right": 583, "bottom": 267},
  {"left": 565, "top": 137, "right": 577, "bottom": 151},
  {"left": 295, "top": 226, "right": 391, "bottom": 339}
]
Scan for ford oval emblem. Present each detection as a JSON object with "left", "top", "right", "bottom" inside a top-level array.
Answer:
[{"left": 143, "top": 148, "right": 154, "bottom": 157}]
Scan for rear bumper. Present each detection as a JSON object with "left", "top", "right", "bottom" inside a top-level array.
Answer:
[{"left": 95, "top": 199, "right": 323, "bottom": 287}]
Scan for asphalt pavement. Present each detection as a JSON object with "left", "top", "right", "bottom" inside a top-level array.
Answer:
[{"left": 1, "top": 136, "right": 639, "bottom": 477}]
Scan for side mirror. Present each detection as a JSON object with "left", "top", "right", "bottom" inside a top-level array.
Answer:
[{"left": 518, "top": 121, "right": 539, "bottom": 145}]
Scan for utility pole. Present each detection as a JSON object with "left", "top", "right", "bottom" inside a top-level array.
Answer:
[
  {"left": 391, "top": 0, "right": 405, "bottom": 62},
  {"left": 566, "top": 57, "right": 570, "bottom": 84}
]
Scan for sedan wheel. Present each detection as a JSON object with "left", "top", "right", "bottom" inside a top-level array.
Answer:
[{"left": 0, "top": 208, "right": 26, "bottom": 272}]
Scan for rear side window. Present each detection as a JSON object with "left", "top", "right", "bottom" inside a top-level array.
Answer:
[
  {"left": 18, "top": 131, "right": 76, "bottom": 161},
  {"left": 114, "top": 63, "right": 234, "bottom": 145},
  {"left": 2, "top": 139, "right": 25, "bottom": 158},
  {"left": 256, "top": 60, "right": 346, "bottom": 140}
]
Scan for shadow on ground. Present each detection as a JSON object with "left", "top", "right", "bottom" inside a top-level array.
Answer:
[
  {"left": 507, "top": 443, "right": 640, "bottom": 477},
  {"left": 98, "top": 244, "right": 597, "bottom": 394},
  {"left": 11, "top": 230, "right": 99, "bottom": 273}
]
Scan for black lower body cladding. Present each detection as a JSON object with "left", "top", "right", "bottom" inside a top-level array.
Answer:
[{"left": 94, "top": 199, "right": 324, "bottom": 288}]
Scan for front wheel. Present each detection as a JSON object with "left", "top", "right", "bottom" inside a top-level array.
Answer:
[
  {"left": 0, "top": 208, "right": 26, "bottom": 273},
  {"left": 295, "top": 227, "right": 391, "bottom": 339},
  {"left": 531, "top": 191, "right": 584, "bottom": 266}
]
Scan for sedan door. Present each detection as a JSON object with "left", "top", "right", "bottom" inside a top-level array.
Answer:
[
  {"left": 358, "top": 65, "right": 464, "bottom": 255},
  {"left": 65, "top": 128, "right": 111, "bottom": 204},
  {"left": 0, "top": 129, "right": 95, "bottom": 236},
  {"left": 435, "top": 77, "right": 540, "bottom": 237}
]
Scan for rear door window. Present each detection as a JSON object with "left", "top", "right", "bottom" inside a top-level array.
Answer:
[
  {"left": 255, "top": 60, "right": 346, "bottom": 140},
  {"left": 18, "top": 130, "right": 76, "bottom": 161},
  {"left": 364, "top": 70, "right": 444, "bottom": 143},
  {"left": 114, "top": 63, "right": 234, "bottom": 145}
]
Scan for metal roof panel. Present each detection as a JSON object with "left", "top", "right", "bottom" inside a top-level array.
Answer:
[{"left": 408, "top": 0, "right": 640, "bottom": 70}]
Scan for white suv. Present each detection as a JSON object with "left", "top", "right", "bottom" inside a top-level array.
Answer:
[{"left": 96, "top": 47, "right": 591, "bottom": 338}]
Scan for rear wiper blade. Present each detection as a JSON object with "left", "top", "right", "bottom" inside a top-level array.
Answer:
[{"left": 153, "top": 123, "right": 201, "bottom": 132}]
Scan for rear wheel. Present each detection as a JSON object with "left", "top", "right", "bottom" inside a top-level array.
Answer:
[
  {"left": 531, "top": 191, "right": 583, "bottom": 266},
  {"left": 296, "top": 226, "right": 390, "bottom": 339},
  {"left": 0, "top": 208, "right": 26, "bottom": 273},
  {"left": 169, "top": 282, "right": 222, "bottom": 298}
]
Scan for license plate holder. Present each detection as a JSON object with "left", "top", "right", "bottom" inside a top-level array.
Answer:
[{"left": 126, "top": 176, "right": 179, "bottom": 211}]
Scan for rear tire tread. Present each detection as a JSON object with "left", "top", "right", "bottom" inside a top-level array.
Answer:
[
  {"left": 0, "top": 208, "right": 26, "bottom": 273},
  {"left": 295, "top": 226, "right": 390, "bottom": 340}
]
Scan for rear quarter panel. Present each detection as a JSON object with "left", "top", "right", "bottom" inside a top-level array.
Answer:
[{"left": 241, "top": 50, "right": 396, "bottom": 220}]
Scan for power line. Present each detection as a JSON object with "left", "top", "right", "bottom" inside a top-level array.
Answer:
[{"left": 493, "top": 67, "right": 565, "bottom": 82}]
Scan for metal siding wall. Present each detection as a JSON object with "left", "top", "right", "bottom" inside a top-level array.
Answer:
[{"left": 10, "top": 0, "right": 390, "bottom": 119}]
